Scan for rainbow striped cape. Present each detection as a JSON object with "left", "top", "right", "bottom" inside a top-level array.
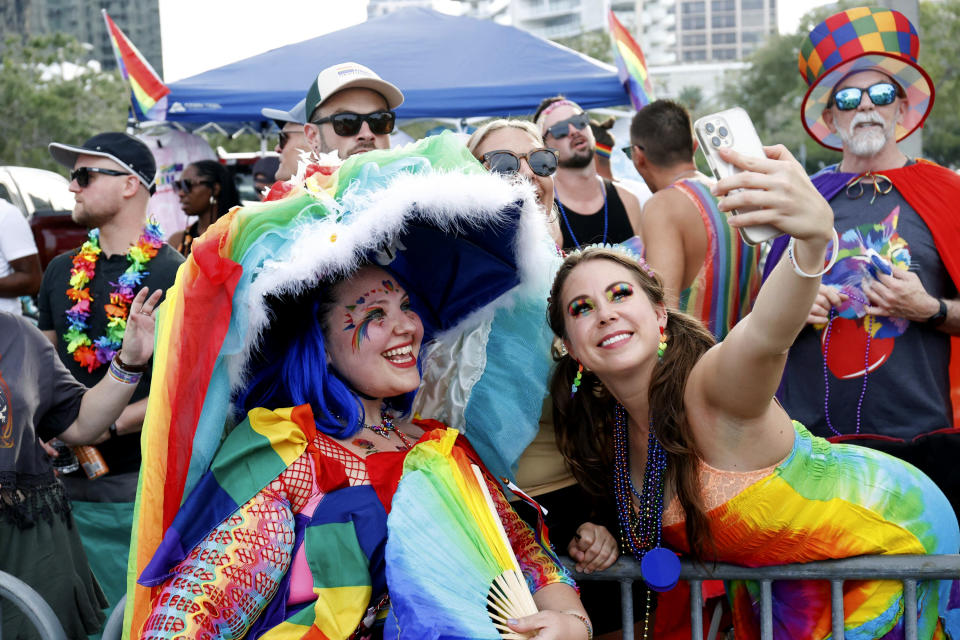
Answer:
[
  {"left": 672, "top": 179, "right": 761, "bottom": 341},
  {"left": 122, "top": 132, "right": 560, "bottom": 638}
]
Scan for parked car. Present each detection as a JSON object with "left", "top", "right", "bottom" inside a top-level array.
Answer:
[{"left": 0, "top": 166, "right": 85, "bottom": 270}]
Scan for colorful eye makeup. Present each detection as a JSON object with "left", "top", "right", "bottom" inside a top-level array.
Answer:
[
  {"left": 606, "top": 282, "right": 634, "bottom": 302},
  {"left": 567, "top": 298, "right": 595, "bottom": 317}
]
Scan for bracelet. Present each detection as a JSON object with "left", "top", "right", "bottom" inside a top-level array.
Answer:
[
  {"left": 114, "top": 351, "right": 150, "bottom": 373},
  {"left": 561, "top": 610, "right": 593, "bottom": 640},
  {"left": 108, "top": 356, "right": 143, "bottom": 385},
  {"left": 787, "top": 228, "right": 840, "bottom": 278}
]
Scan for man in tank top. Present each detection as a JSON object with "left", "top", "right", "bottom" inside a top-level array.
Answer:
[
  {"left": 534, "top": 96, "right": 642, "bottom": 252},
  {"left": 629, "top": 99, "right": 761, "bottom": 340}
]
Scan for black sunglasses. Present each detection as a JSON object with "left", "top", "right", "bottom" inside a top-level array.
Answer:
[
  {"left": 278, "top": 130, "right": 292, "bottom": 150},
  {"left": 830, "top": 82, "right": 899, "bottom": 111},
  {"left": 310, "top": 110, "right": 396, "bottom": 136},
  {"left": 544, "top": 113, "right": 590, "bottom": 139},
  {"left": 70, "top": 167, "right": 130, "bottom": 188},
  {"left": 482, "top": 148, "right": 559, "bottom": 178},
  {"left": 174, "top": 178, "right": 213, "bottom": 193}
]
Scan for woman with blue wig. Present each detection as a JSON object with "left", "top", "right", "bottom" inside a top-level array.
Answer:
[{"left": 126, "top": 133, "right": 590, "bottom": 639}]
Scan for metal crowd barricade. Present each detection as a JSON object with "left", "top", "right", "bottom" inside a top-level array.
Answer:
[
  {"left": 0, "top": 570, "right": 67, "bottom": 640},
  {"left": 563, "top": 554, "right": 960, "bottom": 640}
]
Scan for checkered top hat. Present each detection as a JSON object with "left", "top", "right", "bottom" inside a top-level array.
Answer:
[{"left": 798, "top": 6, "right": 934, "bottom": 151}]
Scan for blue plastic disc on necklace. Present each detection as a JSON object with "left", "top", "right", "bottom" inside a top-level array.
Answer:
[{"left": 641, "top": 547, "right": 681, "bottom": 592}]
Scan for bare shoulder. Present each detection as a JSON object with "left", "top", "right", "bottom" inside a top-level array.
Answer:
[{"left": 641, "top": 187, "right": 700, "bottom": 224}]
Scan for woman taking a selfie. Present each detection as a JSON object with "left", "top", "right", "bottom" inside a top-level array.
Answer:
[{"left": 548, "top": 144, "right": 960, "bottom": 639}]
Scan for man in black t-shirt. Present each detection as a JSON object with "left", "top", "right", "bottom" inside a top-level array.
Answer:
[
  {"left": 771, "top": 8, "right": 960, "bottom": 513},
  {"left": 37, "top": 131, "right": 183, "bottom": 611}
]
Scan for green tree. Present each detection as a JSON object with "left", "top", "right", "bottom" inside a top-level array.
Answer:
[
  {"left": 0, "top": 33, "right": 128, "bottom": 171},
  {"left": 917, "top": 0, "right": 960, "bottom": 167},
  {"left": 677, "top": 85, "right": 705, "bottom": 113}
]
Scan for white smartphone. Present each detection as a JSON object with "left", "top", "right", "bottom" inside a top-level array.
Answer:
[{"left": 693, "top": 107, "right": 783, "bottom": 246}]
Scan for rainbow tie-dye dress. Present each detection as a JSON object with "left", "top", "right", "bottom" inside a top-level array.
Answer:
[{"left": 663, "top": 422, "right": 960, "bottom": 639}]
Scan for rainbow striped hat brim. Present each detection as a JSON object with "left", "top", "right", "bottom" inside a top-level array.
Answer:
[{"left": 798, "top": 7, "right": 933, "bottom": 151}]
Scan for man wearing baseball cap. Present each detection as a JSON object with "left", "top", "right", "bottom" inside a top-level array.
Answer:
[
  {"left": 766, "top": 8, "right": 960, "bottom": 512},
  {"left": 262, "top": 98, "right": 310, "bottom": 182},
  {"left": 302, "top": 61, "right": 404, "bottom": 161},
  {"left": 38, "top": 131, "right": 183, "bottom": 610}
]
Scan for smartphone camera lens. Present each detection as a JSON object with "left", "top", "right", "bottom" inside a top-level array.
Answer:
[
  {"left": 711, "top": 136, "right": 721, "bottom": 147},
  {"left": 718, "top": 126, "right": 728, "bottom": 137},
  {"left": 705, "top": 123, "right": 715, "bottom": 133}
]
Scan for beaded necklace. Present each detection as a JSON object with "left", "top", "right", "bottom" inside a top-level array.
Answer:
[
  {"left": 555, "top": 177, "right": 608, "bottom": 249},
  {"left": 64, "top": 221, "right": 164, "bottom": 373},
  {"left": 821, "top": 297, "right": 874, "bottom": 436},
  {"left": 364, "top": 410, "right": 413, "bottom": 451},
  {"left": 612, "top": 403, "right": 681, "bottom": 639}
]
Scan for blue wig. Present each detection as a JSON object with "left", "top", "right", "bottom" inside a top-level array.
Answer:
[{"left": 234, "top": 280, "right": 419, "bottom": 438}]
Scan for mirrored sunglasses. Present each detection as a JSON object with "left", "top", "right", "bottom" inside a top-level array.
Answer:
[
  {"left": 545, "top": 113, "right": 590, "bottom": 139},
  {"left": 831, "top": 82, "right": 899, "bottom": 111},
  {"left": 69, "top": 166, "right": 130, "bottom": 188},
  {"left": 174, "top": 178, "right": 213, "bottom": 193},
  {"left": 310, "top": 110, "right": 396, "bottom": 136},
  {"left": 482, "top": 148, "right": 559, "bottom": 178}
]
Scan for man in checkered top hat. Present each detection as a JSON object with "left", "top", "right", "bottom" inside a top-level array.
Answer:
[{"left": 766, "top": 7, "right": 960, "bottom": 514}]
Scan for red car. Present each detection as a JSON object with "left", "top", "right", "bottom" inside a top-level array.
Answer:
[{"left": 0, "top": 166, "right": 86, "bottom": 270}]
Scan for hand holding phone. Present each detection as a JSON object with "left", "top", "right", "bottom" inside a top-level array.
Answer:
[{"left": 694, "top": 108, "right": 783, "bottom": 245}]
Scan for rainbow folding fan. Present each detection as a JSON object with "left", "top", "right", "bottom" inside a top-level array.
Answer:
[{"left": 385, "top": 429, "right": 539, "bottom": 639}]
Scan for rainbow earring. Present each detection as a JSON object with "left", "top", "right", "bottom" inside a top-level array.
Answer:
[
  {"left": 657, "top": 326, "right": 668, "bottom": 362},
  {"left": 570, "top": 362, "right": 584, "bottom": 397}
]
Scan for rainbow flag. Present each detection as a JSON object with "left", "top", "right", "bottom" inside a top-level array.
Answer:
[
  {"left": 608, "top": 8, "right": 655, "bottom": 110},
  {"left": 101, "top": 10, "right": 169, "bottom": 121}
]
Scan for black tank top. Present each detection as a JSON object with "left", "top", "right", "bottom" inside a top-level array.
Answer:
[{"left": 557, "top": 179, "right": 635, "bottom": 250}]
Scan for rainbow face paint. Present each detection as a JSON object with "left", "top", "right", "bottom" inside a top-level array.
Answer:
[
  {"left": 606, "top": 282, "right": 634, "bottom": 302},
  {"left": 567, "top": 297, "right": 595, "bottom": 318}
]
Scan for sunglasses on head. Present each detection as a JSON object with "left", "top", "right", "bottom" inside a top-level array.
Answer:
[
  {"left": 309, "top": 110, "right": 396, "bottom": 136},
  {"left": 830, "top": 82, "right": 899, "bottom": 111},
  {"left": 544, "top": 113, "right": 590, "bottom": 139},
  {"left": 174, "top": 178, "right": 212, "bottom": 193},
  {"left": 482, "top": 148, "right": 559, "bottom": 178},
  {"left": 70, "top": 166, "right": 130, "bottom": 188}
]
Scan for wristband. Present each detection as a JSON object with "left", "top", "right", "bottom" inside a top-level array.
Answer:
[
  {"left": 787, "top": 228, "right": 839, "bottom": 279},
  {"left": 926, "top": 298, "right": 948, "bottom": 328},
  {"left": 561, "top": 610, "right": 593, "bottom": 640},
  {"left": 108, "top": 356, "right": 143, "bottom": 385},
  {"left": 114, "top": 351, "right": 150, "bottom": 373}
]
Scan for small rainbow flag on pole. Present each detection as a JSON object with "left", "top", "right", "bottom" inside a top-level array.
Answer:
[
  {"left": 102, "top": 9, "right": 170, "bottom": 122},
  {"left": 608, "top": 8, "right": 655, "bottom": 110}
]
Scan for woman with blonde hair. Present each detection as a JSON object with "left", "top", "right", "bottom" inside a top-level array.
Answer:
[{"left": 468, "top": 119, "right": 563, "bottom": 248}]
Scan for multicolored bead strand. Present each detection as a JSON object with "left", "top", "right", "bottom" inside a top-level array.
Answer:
[
  {"left": 657, "top": 326, "right": 668, "bottom": 361},
  {"left": 570, "top": 362, "right": 584, "bottom": 397}
]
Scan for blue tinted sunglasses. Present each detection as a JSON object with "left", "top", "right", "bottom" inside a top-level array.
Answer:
[{"left": 831, "top": 82, "right": 899, "bottom": 111}]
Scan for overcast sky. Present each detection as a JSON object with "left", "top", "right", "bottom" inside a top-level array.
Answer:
[{"left": 159, "top": 0, "right": 833, "bottom": 83}]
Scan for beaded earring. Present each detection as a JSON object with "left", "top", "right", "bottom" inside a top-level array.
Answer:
[
  {"left": 570, "top": 362, "right": 584, "bottom": 397},
  {"left": 657, "top": 326, "right": 668, "bottom": 362}
]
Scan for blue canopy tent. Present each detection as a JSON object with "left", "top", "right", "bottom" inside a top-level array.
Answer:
[{"left": 165, "top": 7, "right": 628, "bottom": 125}]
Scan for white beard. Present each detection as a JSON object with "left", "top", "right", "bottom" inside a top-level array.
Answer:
[{"left": 837, "top": 111, "right": 896, "bottom": 157}]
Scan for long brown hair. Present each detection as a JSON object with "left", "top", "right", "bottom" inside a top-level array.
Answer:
[{"left": 547, "top": 247, "right": 717, "bottom": 559}]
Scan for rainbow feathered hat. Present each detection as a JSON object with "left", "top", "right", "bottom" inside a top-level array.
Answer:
[
  {"left": 122, "top": 132, "right": 561, "bottom": 637},
  {"left": 798, "top": 6, "right": 934, "bottom": 151}
]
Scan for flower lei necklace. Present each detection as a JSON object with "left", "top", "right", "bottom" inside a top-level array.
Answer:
[{"left": 64, "top": 221, "right": 164, "bottom": 372}]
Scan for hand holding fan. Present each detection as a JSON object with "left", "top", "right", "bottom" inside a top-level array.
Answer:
[{"left": 385, "top": 428, "right": 538, "bottom": 639}]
